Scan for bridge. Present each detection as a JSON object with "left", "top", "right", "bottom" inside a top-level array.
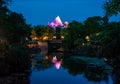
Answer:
[{"left": 48, "top": 39, "right": 63, "bottom": 52}]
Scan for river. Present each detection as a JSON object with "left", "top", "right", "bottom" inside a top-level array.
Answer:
[
  {"left": 30, "top": 42, "right": 113, "bottom": 84},
  {"left": 0, "top": 42, "right": 114, "bottom": 84}
]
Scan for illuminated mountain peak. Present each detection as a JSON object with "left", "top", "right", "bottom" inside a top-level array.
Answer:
[
  {"left": 53, "top": 16, "right": 63, "bottom": 26},
  {"left": 48, "top": 16, "right": 68, "bottom": 29}
]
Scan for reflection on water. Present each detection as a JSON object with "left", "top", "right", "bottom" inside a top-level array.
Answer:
[
  {"left": 0, "top": 42, "right": 117, "bottom": 84},
  {"left": 0, "top": 51, "right": 31, "bottom": 84},
  {"left": 52, "top": 56, "right": 62, "bottom": 69},
  {"left": 30, "top": 51, "right": 113, "bottom": 84}
]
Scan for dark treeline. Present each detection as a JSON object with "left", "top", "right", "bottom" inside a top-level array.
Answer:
[
  {"left": 30, "top": 14, "right": 120, "bottom": 59},
  {"left": 0, "top": 0, "right": 31, "bottom": 83}
]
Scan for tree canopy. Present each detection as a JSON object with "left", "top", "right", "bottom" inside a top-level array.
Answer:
[
  {"left": 104, "top": 0, "right": 120, "bottom": 16},
  {"left": 0, "top": 0, "right": 31, "bottom": 44}
]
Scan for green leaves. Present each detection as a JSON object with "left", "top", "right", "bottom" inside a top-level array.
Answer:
[
  {"left": 84, "top": 16, "right": 103, "bottom": 35},
  {"left": 90, "top": 22, "right": 120, "bottom": 59},
  {"left": 103, "top": 0, "right": 120, "bottom": 16}
]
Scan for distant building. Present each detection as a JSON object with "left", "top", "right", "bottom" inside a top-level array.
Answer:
[{"left": 48, "top": 16, "right": 69, "bottom": 30}]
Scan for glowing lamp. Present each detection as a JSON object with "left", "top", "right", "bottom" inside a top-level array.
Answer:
[{"left": 85, "top": 35, "right": 90, "bottom": 41}]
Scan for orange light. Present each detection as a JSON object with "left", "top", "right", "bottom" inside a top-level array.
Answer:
[
  {"left": 85, "top": 35, "right": 90, "bottom": 41},
  {"left": 61, "top": 36, "right": 64, "bottom": 39},
  {"left": 82, "top": 43, "right": 85, "bottom": 46},
  {"left": 43, "top": 36, "right": 48, "bottom": 40},
  {"left": 53, "top": 36, "right": 56, "bottom": 39}
]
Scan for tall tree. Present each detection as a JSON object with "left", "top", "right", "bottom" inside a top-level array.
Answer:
[
  {"left": 104, "top": 0, "right": 120, "bottom": 16},
  {"left": 41, "top": 26, "right": 55, "bottom": 40},
  {"left": 33, "top": 25, "right": 43, "bottom": 38},
  {"left": 0, "top": 0, "right": 11, "bottom": 41},
  {"left": 84, "top": 16, "right": 103, "bottom": 35},
  {"left": 5, "top": 12, "right": 31, "bottom": 44},
  {"left": 63, "top": 20, "right": 84, "bottom": 49}
]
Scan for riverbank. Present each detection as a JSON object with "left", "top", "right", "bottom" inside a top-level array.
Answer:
[{"left": 70, "top": 56, "right": 113, "bottom": 72}]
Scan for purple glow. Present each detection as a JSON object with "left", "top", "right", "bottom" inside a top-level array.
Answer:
[
  {"left": 55, "top": 61, "right": 62, "bottom": 69},
  {"left": 48, "top": 16, "right": 69, "bottom": 29},
  {"left": 52, "top": 56, "right": 62, "bottom": 70},
  {"left": 52, "top": 56, "right": 57, "bottom": 63},
  {"left": 54, "top": 16, "right": 63, "bottom": 26}
]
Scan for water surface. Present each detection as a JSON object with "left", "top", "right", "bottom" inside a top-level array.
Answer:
[{"left": 30, "top": 52, "right": 113, "bottom": 84}]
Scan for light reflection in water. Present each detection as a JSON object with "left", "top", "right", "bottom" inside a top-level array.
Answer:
[
  {"left": 30, "top": 49, "right": 113, "bottom": 84},
  {"left": 52, "top": 56, "right": 62, "bottom": 69}
]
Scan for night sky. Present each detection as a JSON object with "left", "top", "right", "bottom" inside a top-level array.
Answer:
[{"left": 8, "top": 0, "right": 120, "bottom": 26}]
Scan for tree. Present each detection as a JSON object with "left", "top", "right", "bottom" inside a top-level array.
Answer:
[
  {"left": 103, "top": 0, "right": 120, "bottom": 16},
  {"left": 62, "top": 58, "right": 86, "bottom": 76},
  {"left": 4, "top": 12, "right": 31, "bottom": 44},
  {"left": 60, "top": 28, "right": 68, "bottom": 37},
  {"left": 0, "top": 0, "right": 11, "bottom": 42},
  {"left": 63, "top": 20, "right": 84, "bottom": 49},
  {"left": 41, "top": 26, "right": 55, "bottom": 40},
  {"left": 0, "top": 0, "right": 32, "bottom": 44},
  {"left": 74, "top": 38, "right": 84, "bottom": 49},
  {"left": 0, "top": 0, "right": 11, "bottom": 25},
  {"left": 0, "top": 0, "right": 11, "bottom": 20},
  {"left": 30, "top": 29, "right": 37, "bottom": 40},
  {"left": 0, "top": 1, "right": 32, "bottom": 78},
  {"left": 84, "top": 16, "right": 103, "bottom": 35},
  {"left": 55, "top": 27, "right": 61, "bottom": 39},
  {"left": 90, "top": 22, "right": 120, "bottom": 60},
  {"left": 33, "top": 25, "right": 43, "bottom": 38}
]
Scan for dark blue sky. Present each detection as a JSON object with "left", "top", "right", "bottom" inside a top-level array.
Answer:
[{"left": 9, "top": 0, "right": 120, "bottom": 26}]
